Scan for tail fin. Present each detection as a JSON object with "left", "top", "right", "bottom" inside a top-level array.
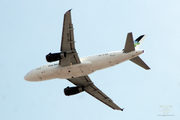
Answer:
[
  {"left": 134, "top": 35, "right": 146, "bottom": 50},
  {"left": 123, "top": 32, "right": 135, "bottom": 53},
  {"left": 124, "top": 32, "right": 150, "bottom": 70},
  {"left": 123, "top": 33, "right": 146, "bottom": 52}
]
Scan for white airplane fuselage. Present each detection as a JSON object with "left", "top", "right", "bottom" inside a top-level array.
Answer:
[{"left": 24, "top": 50, "right": 144, "bottom": 82}]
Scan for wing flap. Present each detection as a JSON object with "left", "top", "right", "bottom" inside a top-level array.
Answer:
[
  {"left": 84, "top": 84, "right": 123, "bottom": 110},
  {"left": 68, "top": 76, "right": 124, "bottom": 111},
  {"left": 61, "top": 10, "right": 75, "bottom": 52},
  {"left": 60, "top": 10, "right": 81, "bottom": 66}
]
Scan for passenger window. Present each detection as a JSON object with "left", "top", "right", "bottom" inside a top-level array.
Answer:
[{"left": 36, "top": 67, "right": 41, "bottom": 70}]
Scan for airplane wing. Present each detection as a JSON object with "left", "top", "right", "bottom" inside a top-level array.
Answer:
[
  {"left": 67, "top": 75, "right": 124, "bottom": 111},
  {"left": 59, "top": 9, "right": 81, "bottom": 66}
]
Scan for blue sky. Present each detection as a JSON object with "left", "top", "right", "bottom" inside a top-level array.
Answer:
[{"left": 1, "top": 0, "right": 180, "bottom": 120}]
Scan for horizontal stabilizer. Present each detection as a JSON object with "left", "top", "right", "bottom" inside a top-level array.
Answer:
[
  {"left": 124, "top": 32, "right": 135, "bottom": 53},
  {"left": 130, "top": 56, "right": 150, "bottom": 70}
]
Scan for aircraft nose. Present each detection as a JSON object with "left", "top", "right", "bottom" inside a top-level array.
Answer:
[{"left": 24, "top": 72, "right": 32, "bottom": 81}]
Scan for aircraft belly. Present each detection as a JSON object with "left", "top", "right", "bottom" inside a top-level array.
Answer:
[
  {"left": 39, "top": 67, "right": 57, "bottom": 81},
  {"left": 57, "top": 61, "right": 93, "bottom": 79},
  {"left": 38, "top": 52, "right": 138, "bottom": 80},
  {"left": 89, "top": 52, "right": 135, "bottom": 71}
]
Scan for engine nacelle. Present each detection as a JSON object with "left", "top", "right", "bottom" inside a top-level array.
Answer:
[
  {"left": 46, "top": 52, "right": 66, "bottom": 62},
  {"left": 64, "top": 86, "right": 84, "bottom": 96}
]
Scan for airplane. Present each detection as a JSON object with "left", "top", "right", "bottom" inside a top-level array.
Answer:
[{"left": 24, "top": 9, "right": 150, "bottom": 111}]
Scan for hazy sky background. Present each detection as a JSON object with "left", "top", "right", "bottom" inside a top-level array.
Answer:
[{"left": 1, "top": 0, "right": 180, "bottom": 120}]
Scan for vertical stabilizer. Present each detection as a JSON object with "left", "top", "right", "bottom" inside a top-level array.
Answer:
[
  {"left": 123, "top": 33, "right": 150, "bottom": 70},
  {"left": 123, "top": 32, "right": 135, "bottom": 53},
  {"left": 134, "top": 35, "right": 146, "bottom": 50}
]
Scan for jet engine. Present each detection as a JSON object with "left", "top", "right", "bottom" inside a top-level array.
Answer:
[
  {"left": 64, "top": 86, "right": 84, "bottom": 96},
  {"left": 46, "top": 52, "right": 66, "bottom": 62}
]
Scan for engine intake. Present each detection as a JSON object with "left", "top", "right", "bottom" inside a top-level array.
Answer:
[
  {"left": 46, "top": 52, "right": 66, "bottom": 62},
  {"left": 64, "top": 86, "right": 84, "bottom": 96}
]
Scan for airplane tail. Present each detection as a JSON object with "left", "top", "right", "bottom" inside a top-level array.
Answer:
[
  {"left": 134, "top": 34, "right": 146, "bottom": 50},
  {"left": 123, "top": 32, "right": 150, "bottom": 70}
]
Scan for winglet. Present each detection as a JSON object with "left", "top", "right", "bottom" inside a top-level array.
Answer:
[
  {"left": 115, "top": 107, "right": 124, "bottom": 111},
  {"left": 64, "top": 9, "right": 72, "bottom": 15},
  {"left": 68, "top": 9, "right": 72, "bottom": 12},
  {"left": 119, "top": 108, "right": 124, "bottom": 111},
  {"left": 124, "top": 32, "right": 135, "bottom": 53}
]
